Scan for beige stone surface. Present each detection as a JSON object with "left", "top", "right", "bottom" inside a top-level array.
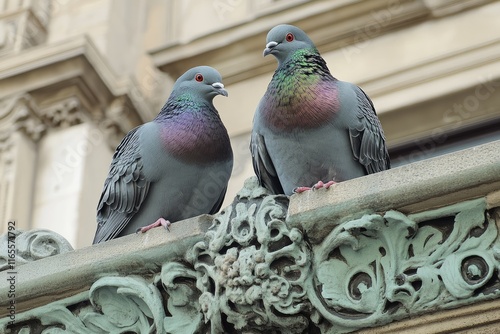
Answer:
[
  {"left": 31, "top": 123, "right": 112, "bottom": 246},
  {"left": 1, "top": 132, "right": 36, "bottom": 231},
  {"left": 0, "top": 214, "right": 212, "bottom": 317},
  {"left": 288, "top": 140, "right": 500, "bottom": 243}
]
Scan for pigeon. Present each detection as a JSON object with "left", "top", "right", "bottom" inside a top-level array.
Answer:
[
  {"left": 93, "top": 66, "right": 233, "bottom": 244},
  {"left": 251, "top": 24, "right": 390, "bottom": 196}
]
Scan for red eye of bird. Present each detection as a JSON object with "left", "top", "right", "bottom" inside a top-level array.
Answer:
[
  {"left": 195, "top": 73, "right": 204, "bottom": 82},
  {"left": 285, "top": 33, "right": 294, "bottom": 42}
]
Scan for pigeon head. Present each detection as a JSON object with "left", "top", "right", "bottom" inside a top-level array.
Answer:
[
  {"left": 263, "top": 24, "right": 316, "bottom": 64},
  {"left": 173, "top": 66, "right": 228, "bottom": 101}
]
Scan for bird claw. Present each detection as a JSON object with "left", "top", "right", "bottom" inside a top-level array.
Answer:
[
  {"left": 313, "top": 180, "right": 336, "bottom": 190},
  {"left": 293, "top": 186, "right": 312, "bottom": 194},
  {"left": 136, "top": 218, "right": 171, "bottom": 234},
  {"left": 294, "top": 181, "right": 336, "bottom": 194}
]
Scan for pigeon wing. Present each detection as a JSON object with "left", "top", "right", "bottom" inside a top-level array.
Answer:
[
  {"left": 349, "top": 86, "right": 391, "bottom": 174},
  {"left": 250, "top": 131, "right": 284, "bottom": 195},
  {"left": 93, "top": 126, "right": 150, "bottom": 243}
]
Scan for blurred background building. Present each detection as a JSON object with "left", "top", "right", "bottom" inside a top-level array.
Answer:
[{"left": 0, "top": 0, "right": 499, "bottom": 248}]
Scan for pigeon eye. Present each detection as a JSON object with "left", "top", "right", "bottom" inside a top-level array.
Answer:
[
  {"left": 285, "top": 33, "right": 294, "bottom": 42},
  {"left": 195, "top": 73, "right": 204, "bottom": 82}
]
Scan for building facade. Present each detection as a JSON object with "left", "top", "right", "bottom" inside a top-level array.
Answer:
[{"left": 0, "top": 0, "right": 499, "bottom": 248}]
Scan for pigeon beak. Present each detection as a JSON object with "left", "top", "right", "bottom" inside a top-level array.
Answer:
[
  {"left": 212, "top": 82, "right": 228, "bottom": 97},
  {"left": 263, "top": 41, "right": 278, "bottom": 57}
]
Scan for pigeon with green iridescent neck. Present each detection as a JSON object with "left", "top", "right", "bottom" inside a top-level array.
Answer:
[
  {"left": 251, "top": 24, "right": 390, "bottom": 196},
  {"left": 93, "top": 66, "right": 233, "bottom": 244}
]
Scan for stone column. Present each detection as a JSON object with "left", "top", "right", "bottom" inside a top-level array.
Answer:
[
  {"left": 31, "top": 122, "right": 112, "bottom": 247},
  {"left": 0, "top": 95, "right": 44, "bottom": 234}
]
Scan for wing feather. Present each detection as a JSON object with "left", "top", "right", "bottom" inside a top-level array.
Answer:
[
  {"left": 250, "top": 132, "right": 284, "bottom": 195},
  {"left": 349, "top": 86, "right": 391, "bottom": 174},
  {"left": 93, "top": 126, "right": 151, "bottom": 244}
]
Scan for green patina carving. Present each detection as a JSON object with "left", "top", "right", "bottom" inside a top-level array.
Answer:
[
  {"left": 2, "top": 276, "right": 164, "bottom": 333},
  {"left": 1, "top": 178, "right": 500, "bottom": 333},
  {"left": 0, "top": 229, "right": 73, "bottom": 271},
  {"left": 309, "top": 198, "right": 500, "bottom": 333}
]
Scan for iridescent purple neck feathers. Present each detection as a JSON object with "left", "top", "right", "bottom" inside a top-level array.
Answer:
[
  {"left": 156, "top": 94, "right": 232, "bottom": 164},
  {"left": 261, "top": 49, "right": 340, "bottom": 131}
]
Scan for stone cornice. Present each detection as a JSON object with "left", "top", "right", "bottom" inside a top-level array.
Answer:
[
  {"left": 365, "top": 36, "right": 500, "bottom": 113},
  {"left": 0, "top": 35, "right": 142, "bottom": 113},
  {"left": 422, "top": 0, "right": 496, "bottom": 17},
  {"left": 150, "top": 0, "right": 430, "bottom": 85},
  {"left": 0, "top": 35, "right": 149, "bottom": 147},
  {"left": 0, "top": 35, "right": 126, "bottom": 96}
]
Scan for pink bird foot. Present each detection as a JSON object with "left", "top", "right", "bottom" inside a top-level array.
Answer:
[
  {"left": 313, "top": 180, "right": 336, "bottom": 190},
  {"left": 293, "top": 181, "right": 337, "bottom": 194},
  {"left": 136, "top": 218, "right": 171, "bottom": 233},
  {"left": 293, "top": 186, "right": 312, "bottom": 193}
]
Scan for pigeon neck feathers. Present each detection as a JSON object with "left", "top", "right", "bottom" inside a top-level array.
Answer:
[
  {"left": 262, "top": 48, "right": 340, "bottom": 131},
  {"left": 155, "top": 93, "right": 232, "bottom": 164}
]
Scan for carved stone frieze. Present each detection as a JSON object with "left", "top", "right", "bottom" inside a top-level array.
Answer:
[
  {"left": 0, "top": 228, "right": 73, "bottom": 272},
  {"left": 99, "top": 96, "right": 143, "bottom": 148},
  {"left": 39, "top": 96, "right": 86, "bottom": 129},
  {"left": 0, "top": 92, "right": 139, "bottom": 152},
  {"left": 0, "top": 94, "right": 46, "bottom": 151},
  {"left": 1, "top": 177, "right": 500, "bottom": 333},
  {"left": 309, "top": 198, "right": 500, "bottom": 333}
]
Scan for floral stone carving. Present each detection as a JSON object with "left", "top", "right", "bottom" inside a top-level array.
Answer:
[
  {"left": 1, "top": 177, "right": 500, "bottom": 333},
  {"left": 0, "top": 228, "right": 73, "bottom": 272},
  {"left": 179, "top": 176, "right": 312, "bottom": 333},
  {"left": 309, "top": 198, "right": 500, "bottom": 333}
]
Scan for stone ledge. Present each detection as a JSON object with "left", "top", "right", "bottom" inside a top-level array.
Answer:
[
  {"left": 0, "top": 216, "right": 212, "bottom": 317},
  {"left": 288, "top": 139, "right": 500, "bottom": 243}
]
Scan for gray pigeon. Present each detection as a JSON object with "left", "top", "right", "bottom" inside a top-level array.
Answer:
[
  {"left": 251, "top": 24, "right": 390, "bottom": 196},
  {"left": 93, "top": 66, "right": 233, "bottom": 244}
]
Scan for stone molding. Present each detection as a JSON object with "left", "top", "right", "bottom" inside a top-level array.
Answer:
[
  {"left": 0, "top": 0, "right": 50, "bottom": 56},
  {"left": 0, "top": 94, "right": 45, "bottom": 151},
  {"left": 1, "top": 140, "right": 500, "bottom": 333},
  {"left": 423, "top": 0, "right": 496, "bottom": 17},
  {"left": 151, "top": 0, "right": 497, "bottom": 87},
  {"left": 150, "top": 0, "right": 430, "bottom": 85},
  {"left": 0, "top": 35, "right": 149, "bottom": 149}
]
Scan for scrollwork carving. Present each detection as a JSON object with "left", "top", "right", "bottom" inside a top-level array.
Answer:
[
  {"left": 310, "top": 198, "right": 500, "bottom": 333},
  {"left": 0, "top": 94, "right": 46, "bottom": 147},
  {"left": 186, "top": 176, "right": 313, "bottom": 333},
  {"left": 3, "top": 276, "right": 166, "bottom": 334},
  {"left": 82, "top": 276, "right": 166, "bottom": 333},
  {"left": 0, "top": 228, "right": 73, "bottom": 272}
]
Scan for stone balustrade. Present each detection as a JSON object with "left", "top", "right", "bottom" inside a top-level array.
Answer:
[{"left": 1, "top": 140, "right": 500, "bottom": 333}]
